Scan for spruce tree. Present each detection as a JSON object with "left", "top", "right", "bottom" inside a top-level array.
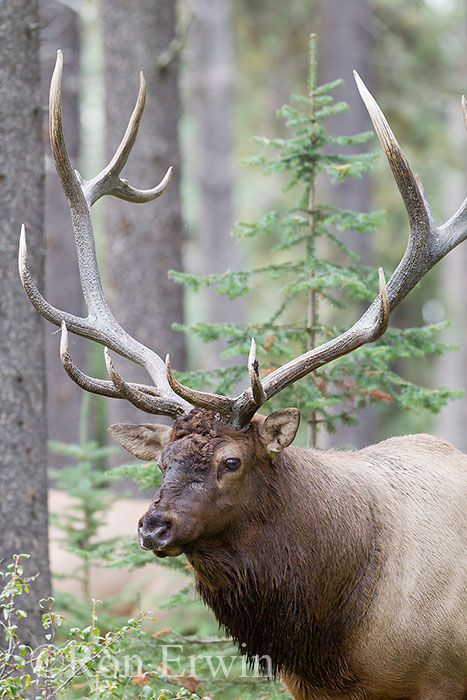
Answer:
[{"left": 172, "top": 33, "right": 456, "bottom": 447}]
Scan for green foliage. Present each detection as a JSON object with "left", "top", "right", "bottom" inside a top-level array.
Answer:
[
  {"left": 49, "top": 438, "right": 118, "bottom": 604},
  {"left": 38, "top": 25, "right": 463, "bottom": 700},
  {"left": 47, "top": 437, "right": 287, "bottom": 699},
  {"left": 0, "top": 556, "right": 191, "bottom": 699},
  {"left": 0, "top": 555, "right": 34, "bottom": 698},
  {"left": 0, "top": 556, "right": 287, "bottom": 700},
  {"left": 171, "top": 34, "right": 459, "bottom": 446}
]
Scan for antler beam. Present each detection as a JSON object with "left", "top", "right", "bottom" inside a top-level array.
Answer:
[
  {"left": 19, "top": 50, "right": 191, "bottom": 416},
  {"left": 20, "top": 54, "right": 467, "bottom": 431},
  {"left": 166, "top": 76, "right": 467, "bottom": 429}
]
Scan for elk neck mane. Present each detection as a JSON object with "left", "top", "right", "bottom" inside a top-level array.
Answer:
[{"left": 184, "top": 426, "right": 387, "bottom": 695}]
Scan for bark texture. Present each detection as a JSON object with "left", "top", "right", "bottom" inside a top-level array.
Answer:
[
  {"left": 435, "top": 62, "right": 467, "bottom": 450},
  {"left": 101, "top": 0, "right": 186, "bottom": 428},
  {"left": 318, "top": 0, "right": 374, "bottom": 256},
  {"left": 40, "top": 1, "right": 83, "bottom": 468},
  {"left": 317, "top": 0, "right": 376, "bottom": 448},
  {"left": 0, "top": 0, "right": 51, "bottom": 644},
  {"left": 185, "top": 0, "right": 242, "bottom": 368}
]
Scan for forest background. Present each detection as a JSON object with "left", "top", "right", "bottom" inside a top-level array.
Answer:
[{"left": 0, "top": 0, "right": 466, "bottom": 697}]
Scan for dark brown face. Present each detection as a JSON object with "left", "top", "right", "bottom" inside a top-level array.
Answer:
[
  {"left": 138, "top": 429, "right": 255, "bottom": 557},
  {"left": 109, "top": 407, "right": 300, "bottom": 558}
]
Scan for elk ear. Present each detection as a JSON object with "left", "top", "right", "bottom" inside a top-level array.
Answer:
[
  {"left": 257, "top": 408, "right": 300, "bottom": 457},
  {"left": 108, "top": 423, "right": 172, "bottom": 461}
]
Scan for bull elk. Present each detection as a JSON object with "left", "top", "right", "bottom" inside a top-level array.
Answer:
[{"left": 20, "top": 51, "right": 467, "bottom": 700}]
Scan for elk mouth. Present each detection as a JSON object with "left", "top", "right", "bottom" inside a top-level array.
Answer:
[
  {"left": 148, "top": 532, "right": 196, "bottom": 558},
  {"left": 152, "top": 537, "right": 185, "bottom": 558},
  {"left": 153, "top": 538, "right": 197, "bottom": 558},
  {"left": 152, "top": 542, "right": 185, "bottom": 558}
]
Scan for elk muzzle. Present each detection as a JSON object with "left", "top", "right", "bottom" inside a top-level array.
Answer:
[{"left": 138, "top": 510, "right": 181, "bottom": 557}]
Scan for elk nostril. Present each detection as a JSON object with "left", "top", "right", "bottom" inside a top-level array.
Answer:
[
  {"left": 154, "top": 523, "right": 170, "bottom": 544},
  {"left": 138, "top": 513, "right": 172, "bottom": 551}
]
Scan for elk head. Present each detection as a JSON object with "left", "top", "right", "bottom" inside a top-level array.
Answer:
[
  {"left": 20, "top": 51, "right": 467, "bottom": 558},
  {"left": 111, "top": 407, "right": 300, "bottom": 557}
]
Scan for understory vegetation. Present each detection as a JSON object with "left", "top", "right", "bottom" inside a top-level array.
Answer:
[
  {"left": 173, "top": 35, "right": 457, "bottom": 447},
  {"left": 2, "top": 35, "right": 461, "bottom": 700}
]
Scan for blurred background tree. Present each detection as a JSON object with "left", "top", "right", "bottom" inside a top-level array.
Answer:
[
  {"left": 101, "top": 0, "right": 186, "bottom": 438},
  {"left": 317, "top": 0, "right": 376, "bottom": 447},
  {"left": 0, "top": 0, "right": 51, "bottom": 645},
  {"left": 1, "top": 0, "right": 466, "bottom": 691},
  {"left": 172, "top": 33, "right": 456, "bottom": 449},
  {"left": 40, "top": 1, "right": 83, "bottom": 470},
  {"left": 182, "top": 0, "right": 243, "bottom": 371},
  {"left": 37, "top": 0, "right": 466, "bottom": 454}
]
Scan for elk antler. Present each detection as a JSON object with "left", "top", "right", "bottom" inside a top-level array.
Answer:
[
  {"left": 164, "top": 75, "right": 467, "bottom": 428},
  {"left": 20, "top": 54, "right": 467, "bottom": 430},
  {"left": 19, "top": 50, "right": 190, "bottom": 418}
]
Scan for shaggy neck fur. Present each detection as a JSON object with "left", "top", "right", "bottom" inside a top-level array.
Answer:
[{"left": 187, "top": 444, "right": 385, "bottom": 696}]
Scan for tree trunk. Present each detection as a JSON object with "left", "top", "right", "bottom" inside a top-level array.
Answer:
[
  {"left": 40, "top": 1, "right": 83, "bottom": 469},
  {"left": 101, "top": 0, "right": 186, "bottom": 431},
  {"left": 318, "top": 0, "right": 374, "bottom": 248},
  {"left": 184, "top": 0, "right": 242, "bottom": 369},
  {"left": 434, "top": 165, "right": 467, "bottom": 450},
  {"left": 317, "top": 0, "right": 375, "bottom": 448},
  {"left": 0, "top": 0, "right": 51, "bottom": 644},
  {"left": 434, "top": 4, "right": 467, "bottom": 450}
]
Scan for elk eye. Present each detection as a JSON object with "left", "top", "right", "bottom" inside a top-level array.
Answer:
[{"left": 224, "top": 457, "right": 241, "bottom": 472}]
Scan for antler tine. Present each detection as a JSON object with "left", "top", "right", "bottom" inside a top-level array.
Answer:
[
  {"left": 165, "top": 355, "right": 234, "bottom": 418},
  {"left": 229, "top": 268, "right": 390, "bottom": 427},
  {"left": 376, "top": 267, "right": 390, "bottom": 332},
  {"left": 353, "top": 70, "right": 436, "bottom": 310},
  {"left": 60, "top": 321, "right": 122, "bottom": 398},
  {"left": 19, "top": 50, "right": 191, "bottom": 416},
  {"left": 83, "top": 71, "right": 173, "bottom": 206},
  {"left": 19, "top": 225, "right": 87, "bottom": 331},
  {"left": 225, "top": 76, "right": 467, "bottom": 427},
  {"left": 248, "top": 338, "right": 267, "bottom": 406},
  {"left": 104, "top": 349, "right": 185, "bottom": 417},
  {"left": 354, "top": 72, "right": 467, "bottom": 302},
  {"left": 60, "top": 322, "right": 182, "bottom": 416}
]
